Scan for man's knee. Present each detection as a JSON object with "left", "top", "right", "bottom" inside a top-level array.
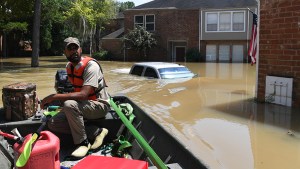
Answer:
[
  {"left": 63, "top": 100, "right": 78, "bottom": 110},
  {"left": 63, "top": 100, "right": 82, "bottom": 117}
]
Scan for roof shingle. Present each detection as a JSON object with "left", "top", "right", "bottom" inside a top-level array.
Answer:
[{"left": 134, "top": 0, "right": 257, "bottom": 10}]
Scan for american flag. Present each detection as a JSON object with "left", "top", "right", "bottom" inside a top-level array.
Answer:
[{"left": 248, "top": 13, "right": 258, "bottom": 65}]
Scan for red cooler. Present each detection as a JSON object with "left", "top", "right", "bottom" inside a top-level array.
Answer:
[
  {"left": 72, "top": 155, "right": 148, "bottom": 169},
  {"left": 14, "top": 131, "right": 60, "bottom": 169}
]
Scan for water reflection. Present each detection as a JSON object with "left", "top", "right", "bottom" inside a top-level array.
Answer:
[
  {"left": 1, "top": 57, "right": 300, "bottom": 169},
  {"left": 193, "top": 118, "right": 254, "bottom": 169}
]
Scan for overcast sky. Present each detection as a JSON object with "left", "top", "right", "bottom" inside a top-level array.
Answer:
[{"left": 117, "top": 0, "right": 153, "bottom": 6}]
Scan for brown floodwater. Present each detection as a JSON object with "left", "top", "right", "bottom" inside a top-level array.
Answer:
[{"left": 1, "top": 56, "right": 300, "bottom": 169}]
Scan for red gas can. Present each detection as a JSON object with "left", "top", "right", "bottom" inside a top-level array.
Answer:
[{"left": 13, "top": 131, "right": 60, "bottom": 169}]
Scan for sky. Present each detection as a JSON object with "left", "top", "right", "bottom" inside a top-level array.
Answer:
[{"left": 117, "top": 0, "right": 153, "bottom": 6}]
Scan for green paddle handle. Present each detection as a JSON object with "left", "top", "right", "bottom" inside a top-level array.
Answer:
[
  {"left": 16, "top": 133, "right": 38, "bottom": 167},
  {"left": 110, "top": 98, "right": 167, "bottom": 169},
  {"left": 16, "top": 107, "right": 59, "bottom": 167}
]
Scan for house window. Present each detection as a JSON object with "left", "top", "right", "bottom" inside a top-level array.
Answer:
[
  {"left": 206, "top": 11, "right": 245, "bottom": 32},
  {"left": 219, "top": 12, "right": 231, "bottom": 31},
  {"left": 233, "top": 12, "right": 244, "bottom": 31},
  {"left": 134, "top": 14, "right": 155, "bottom": 31},
  {"left": 207, "top": 13, "right": 218, "bottom": 31},
  {"left": 134, "top": 15, "right": 144, "bottom": 27},
  {"left": 145, "top": 15, "right": 155, "bottom": 31}
]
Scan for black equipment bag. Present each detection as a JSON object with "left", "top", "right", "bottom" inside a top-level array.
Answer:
[{"left": 55, "top": 70, "right": 74, "bottom": 93}]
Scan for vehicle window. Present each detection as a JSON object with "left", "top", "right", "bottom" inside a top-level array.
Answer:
[
  {"left": 144, "top": 68, "right": 158, "bottom": 78},
  {"left": 159, "top": 67, "right": 190, "bottom": 73},
  {"left": 131, "top": 66, "right": 144, "bottom": 76}
]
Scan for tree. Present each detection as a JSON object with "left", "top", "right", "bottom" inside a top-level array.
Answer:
[
  {"left": 31, "top": 0, "right": 41, "bottom": 67},
  {"left": 39, "top": 0, "right": 72, "bottom": 55},
  {"left": 1, "top": 0, "right": 117, "bottom": 62},
  {"left": 0, "top": 0, "right": 73, "bottom": 59},
  {"left": 32, "top": 0, "right": 73, "bottom": 66},
  {"left": 64, "top": 0, "right": 116, "bottom": 54},
  {"left": 0, "top": 0, "right": 34, "bottom": 58},
  {"left": 118, "top": 1, "right": 135, "bottom": 12},
  {"left": 123, "top": 26, "right": 157, "bottom": 59}
]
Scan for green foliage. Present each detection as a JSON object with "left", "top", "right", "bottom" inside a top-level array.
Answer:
[
  {"left": 118, "top": 1, "right": 135, "bottom": 12},
  {"left": 41, "top": 0, "right": 70, "bottom": 23},
  {"left": 64, "top": 0, "right": 116, "bottom": 39},
  {"left": 41, "top": 21, "right": 52, "bottom": 50},
  {"left": 92, "top": 50, "right": 112, "bottom": 60},
  {"left": 41, "top": 23, "right": 76, "bottom": 55},
  {"left": 186, "top": 48, "right": 201, "bottom": 62},
  {"left": 0, "top": 0, "right": 34, "bottom": 21},
  {"left": 39, "top": 0, "right": 74, "bottom": 55},
  {"left": 1, "top": 22, "right": 28, "bottom": 32},
  {"left": 1, "top": 0, "right": 117, "bottom": 56},
  {"left": 123, "top": 26, "right": 157, "bottom": 58},
  {"left": 0, "top": 0, "right": 33, "bottom": 33}
]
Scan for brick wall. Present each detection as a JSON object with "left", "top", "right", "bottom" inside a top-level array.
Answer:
[
  {"left": 101, "top": 39, "right": 124, "bottom": 60},
  {"left": 258, "top": 0, "right": 300, "bottom": 107},
  {"left": 124, "top": 9, "right": 199, "bottom": 61}
]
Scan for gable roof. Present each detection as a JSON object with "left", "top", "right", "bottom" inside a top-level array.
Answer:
[
  {"left": 102, "top": 28, "right": 124, "bottom": 39},
  {"left": 133, "top": 0, "right": 257, "bottom": 10}
]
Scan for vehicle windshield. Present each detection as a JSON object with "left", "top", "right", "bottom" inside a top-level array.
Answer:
[{"left": 158, "top": 67, "right": 195, "bottom": 79}]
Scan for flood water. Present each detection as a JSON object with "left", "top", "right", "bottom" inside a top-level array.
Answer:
[{"left": 1, "top": 56, "right": 300, "bottom": 169}]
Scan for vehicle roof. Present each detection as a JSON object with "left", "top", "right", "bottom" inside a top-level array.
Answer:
[{"left": 133, "top": 62, "right": 186, "bottom": 69}]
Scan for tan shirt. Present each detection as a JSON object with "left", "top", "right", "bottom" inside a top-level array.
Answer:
[{"left": 83, "top": 60, "right": 109, "bottom": 102}]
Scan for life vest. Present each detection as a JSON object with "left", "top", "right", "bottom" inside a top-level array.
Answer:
[{"left": 66, "top": 56, "right": 105, "bottom": 100}]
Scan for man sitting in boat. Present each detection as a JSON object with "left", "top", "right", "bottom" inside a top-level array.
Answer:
[{"left": 41, "top": 37, "right": 110, "bottom": 158}]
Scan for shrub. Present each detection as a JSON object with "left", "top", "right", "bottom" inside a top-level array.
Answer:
[
  {"left": 186, "top": 48, "right": 201, "bottom": 62},
  {"left": 92, "top": 50, "right": 112, "bottom": 60}
]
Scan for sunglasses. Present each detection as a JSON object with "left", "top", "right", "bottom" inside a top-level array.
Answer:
[{"left": 67, "top": 44, "right": 79, "bottom": 51}]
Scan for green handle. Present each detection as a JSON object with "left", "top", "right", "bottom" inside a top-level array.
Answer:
[
  {"left": 16, "top": 133, "right": 38, "bottom": 167},
  {"left": 16, "top": 108, "right": 59, "bottom": 167},
  {"left": 110, "top": 98, "right": 167, "bottom": 169}
]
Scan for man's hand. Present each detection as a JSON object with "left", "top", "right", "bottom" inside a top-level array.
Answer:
[{"left": 40, "top": 85, "right": 94, "bottom": 109}]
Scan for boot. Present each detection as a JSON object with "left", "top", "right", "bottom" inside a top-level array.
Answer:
[{"left": 90, "top": 128, "right": 108, "bottom": 150}]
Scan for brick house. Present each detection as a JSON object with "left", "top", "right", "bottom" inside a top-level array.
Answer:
[
  {"left": 101, "top": 0, "right": 257, "bottom": 62},
  {"left": 101, "top": 0, "right": 300, "bottom": 107},
  {"left": 257, "top": 0, "right": 300, "bottom": 107},
  {"left": 101, "top": 12, "right": 125, "bottom": 60}
]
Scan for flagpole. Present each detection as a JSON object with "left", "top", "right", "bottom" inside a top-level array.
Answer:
[
  {"left": 255, "top": 0, "right": 260, "bottom": 99},
  {"left": 247, "top": 3, "right": 259, "bottom": 99},
  {"left": 247, "top": 8, "right": 255, "bottom": 14}
]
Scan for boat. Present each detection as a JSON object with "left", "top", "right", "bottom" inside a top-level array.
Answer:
[
  {"left": 0, "top": 95, "right": 207, "bottom": 169},
  {"left": 0, "top": 70, "right": 206, "bottom": 169}
]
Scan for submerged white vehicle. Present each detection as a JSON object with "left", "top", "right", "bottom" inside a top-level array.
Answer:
[{"left": 129, "top": 62, "right": 197, "bottom": 79}]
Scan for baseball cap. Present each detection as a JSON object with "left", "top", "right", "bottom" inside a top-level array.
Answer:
[{"left": 64, "top": 37, "right": 80, "bottom": 48}]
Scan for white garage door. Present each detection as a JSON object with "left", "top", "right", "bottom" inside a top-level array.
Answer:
[{"left": 232, "top": 45, "right": 244, "bottom": 62}]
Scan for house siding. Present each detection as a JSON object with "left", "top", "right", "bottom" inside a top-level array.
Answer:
[
  {"left": 257, "top": 0, "right": 300, "bottom": 107},
  {"left": 124, "top": 9, "right": 199, "bottom": 61}
]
